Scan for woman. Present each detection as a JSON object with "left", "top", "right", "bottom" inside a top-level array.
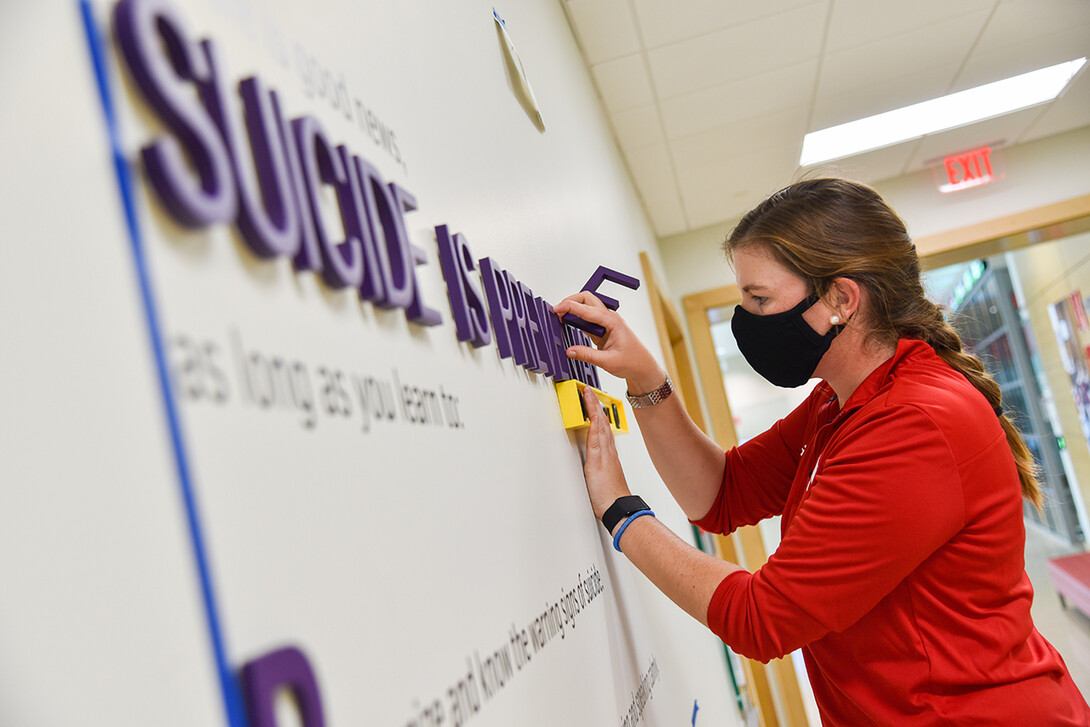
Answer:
[{"left": 555, "top": 179, "right": 1090, "bottom": 725}]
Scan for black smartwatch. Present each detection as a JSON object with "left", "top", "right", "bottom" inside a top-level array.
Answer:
[{"left": 601, "top": 495, "right": 650, "bottom": 534}]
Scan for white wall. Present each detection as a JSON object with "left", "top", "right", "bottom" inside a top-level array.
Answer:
[{"left": 0, "top": 1, "right": 737, "bottom": 725}]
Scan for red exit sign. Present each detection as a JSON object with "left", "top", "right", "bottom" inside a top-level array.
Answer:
[{"left": 939, "top": 145, "right": 998, "bottom": 193}]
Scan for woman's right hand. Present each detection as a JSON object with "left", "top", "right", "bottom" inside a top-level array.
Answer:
[{"left": 553, "top": 291, "right": 666, "bottom": 394}]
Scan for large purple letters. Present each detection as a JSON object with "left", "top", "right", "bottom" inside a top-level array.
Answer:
[
  {"left": 295, "top": 116, "right": 363, "bottom": 289},
  {"left": 115, "top": 0, "right": 627, "bottom": 387},
  {"left": 115, "top": 0, "right": 237, "bottom": 226},
  {"left": 201, "top": 39, "right": 299, "bottom": 257},
  {"left": 435, "top": 225, "right": 491, "bottom": 347},
  {"left": 114, "top": 0, "right": 435, "bottom": 325},
  {"left": 241, "top": 646, "right": 325, "bottom": 727},
  {"left": 112, "top": 2, "right": 636, "bottom": 721}
]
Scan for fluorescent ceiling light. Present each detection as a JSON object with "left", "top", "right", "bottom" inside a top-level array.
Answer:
[{"left": 800, "top": 57, "right": 1087, "bottom": 166}]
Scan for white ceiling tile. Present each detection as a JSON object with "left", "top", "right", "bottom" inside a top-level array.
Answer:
[
  {"left": 805, "top": 143, "right": 918, "bottom": 184},
  {"left": 572, "top": 0, "right": 1090, "bottom": 235},
  {"left": 699, "top": 190, "right": 773, "bottom": 231},
  {"left": 611, "top": 105, "right": 665, "bottom": 150},
  {"left": 640, "top": 201, "right": 684, "bottom": 236},
  {"left": 627, "top": 143, "right": 677, "bottom": 193},
  {"left": 591, "top": 54, "right": 655, "bottom": 113},
  {"left": 677, "top": 169, "right": 747, "bottom": 230},
  {"left": 676, "top": 145, "right": 802, "bottom": 228},
  {"left": 809, "top": 66, "right": 954, "bottom": 130},
  {"left": 817, "top": 12, "right": 990, "bottom": 99},
  {"left": 1019, "top": 74, "right": 1090, "bottom": 143},
  {"left": 647, "top": 3, "right": 827, "bottom": 100},
  {"left": 659, "top": 60, "right": 818, "bottom": 139},
  {"left": 566, "top": 0, "right": 643, "bottom": 64},
  {"left": 685, "top": 175, "right": 795, "bottom": 230},
  {"left": 824, "top": 0, "right": 996, "bottom": 53},
  {"left": 624, "top": 144, "right": 688, "bottom": 234},
  {"left": 974, "top": 0, "right": 1090, "bottom": 57},
  {"left": 669, "top": 107, "right": 809, "bottom": 172},
  {"left": 631, "top": 0, "right": 826, "bottom": 50},
  {"left": 957, "top": 23, "right": 1090, "bottom": 89},
  {"left": 906, "top": 107, "right": 1043, "bottom": 170}
]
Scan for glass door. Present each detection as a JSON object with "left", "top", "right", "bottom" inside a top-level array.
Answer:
[{"left": 947, "top": 261, "right": 1084, "bottom": 544}]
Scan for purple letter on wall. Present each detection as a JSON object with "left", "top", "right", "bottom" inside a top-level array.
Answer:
[
  {"left": 480, "top": 257, "right": 521, "bottom": 361},
  {"left": 241, "top": 646, "right": 325, "bottom": 727},
  {"left": 541, "top": 298, "right": 571, "bottom": 382},
  {"left": 339, "top": 150, "right": 391, "bottom": 302},
  {"left": 435, "top": 226, "right": 491, "bottom": 347},
  {"left": 392, "top": 185, "right": 442, "bottom": 326},
  {"left": 293, "top": 116, "right": 363, "bottom": 289},
  {"left": 199, "top": 39, "right": 299, "bottom": 257},
  {"left": 356, "top": 156, "right": 412, "bottom": 309},
  {"left": 561, "top": 266, "right": 641, "bottom": 338},
  {"left": 114, "top": 0, "right": 238, "bottom": 227}
]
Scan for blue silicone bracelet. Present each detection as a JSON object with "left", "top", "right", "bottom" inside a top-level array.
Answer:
[{"left": 612, "top": 509, "right": 654, "bottom": 552}]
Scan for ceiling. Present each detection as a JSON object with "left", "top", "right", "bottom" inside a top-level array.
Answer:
[{"left": 560, "top": 0, "right": 1090, "bottom": 238}]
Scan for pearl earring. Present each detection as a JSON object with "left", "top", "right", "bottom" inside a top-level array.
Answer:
[{"left": 830, "top": 315, "right": 841, "bottom": 325}]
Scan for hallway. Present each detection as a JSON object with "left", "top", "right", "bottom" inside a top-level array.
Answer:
[{"left": 1026, "top": 522, "right": 1090, "bottom": 695}]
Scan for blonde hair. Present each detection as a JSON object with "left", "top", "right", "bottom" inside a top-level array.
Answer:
[{"left": 724, "top": 178, "right": 1042, "bottom": 509}]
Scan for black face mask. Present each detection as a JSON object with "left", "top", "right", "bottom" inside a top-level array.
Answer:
[{"left": 731, "top": 294, "right": 838, "bottom": 388}]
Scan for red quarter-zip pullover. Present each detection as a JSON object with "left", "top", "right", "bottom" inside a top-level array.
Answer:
[{"left": 694, "top": 339, "right": 1090, "bottom": 725}]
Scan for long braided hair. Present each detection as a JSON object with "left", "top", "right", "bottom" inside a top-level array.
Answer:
[{"left": 724, "top": 178, "right": 1043, "bottom": 509}]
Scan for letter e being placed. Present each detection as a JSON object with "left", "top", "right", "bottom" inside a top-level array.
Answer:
[
  {"left": 241, "top": 646, "right": 325, "bottom": 727},
  {"left": 561, "top": 266, "right": 640, "bottom": 337}
]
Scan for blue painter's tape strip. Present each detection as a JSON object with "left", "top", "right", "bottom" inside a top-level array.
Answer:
[{"left": 77, "top": 4, "right": 247, "bottom": 726}]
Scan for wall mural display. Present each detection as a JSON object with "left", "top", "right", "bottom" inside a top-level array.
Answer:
[{"left": 37, "top": 0, "right": 740, "bottom": 725}]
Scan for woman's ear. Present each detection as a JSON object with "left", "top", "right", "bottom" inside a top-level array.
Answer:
[{"left": 828, "top": 277, "right": 861, "bottom": 319}]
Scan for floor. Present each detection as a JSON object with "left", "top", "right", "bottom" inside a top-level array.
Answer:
[{"left": 1024, "top": 522, "right": 1090, "bottom": 696}]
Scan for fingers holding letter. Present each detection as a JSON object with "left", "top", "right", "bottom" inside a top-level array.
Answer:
[{"left": 553, "top": 293, "right": 662, "bottom": 386}]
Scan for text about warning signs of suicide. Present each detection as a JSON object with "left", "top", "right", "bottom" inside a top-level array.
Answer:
[{"left": 404, "top": 566, "right": 606, "bottom": 727}]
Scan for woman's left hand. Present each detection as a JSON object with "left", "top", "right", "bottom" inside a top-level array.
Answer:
[{"left": 581, "top": 385, "right": 631, "bottom": 523}]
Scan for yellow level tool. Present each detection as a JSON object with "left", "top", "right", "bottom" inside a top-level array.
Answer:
[{"left": 554, "top": 379, "right": 629, "bottom": 434}]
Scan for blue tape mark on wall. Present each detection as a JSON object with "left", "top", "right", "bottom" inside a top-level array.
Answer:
[{"left": 77, "top": 4, "right": 248, "bottom": 726}]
